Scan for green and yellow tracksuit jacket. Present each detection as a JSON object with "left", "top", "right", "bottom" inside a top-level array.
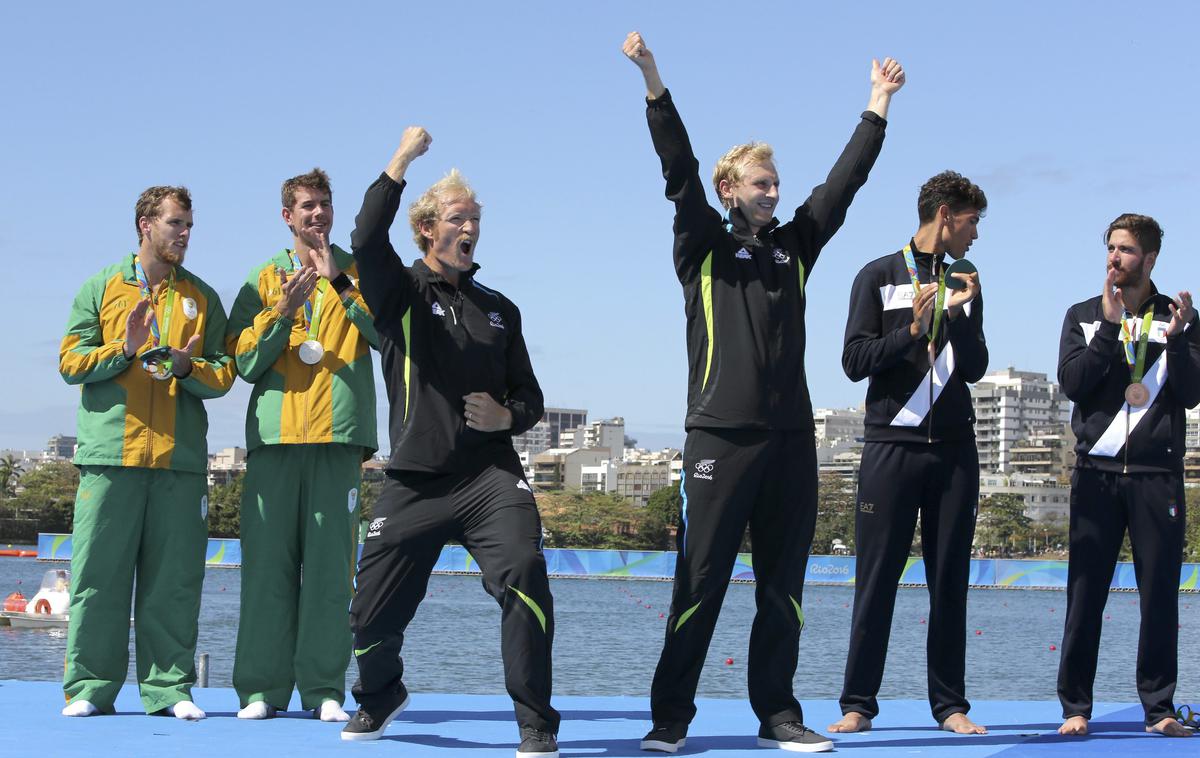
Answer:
[
  {"left": 227, "top": 245, "right": 378, "bottom": 456},
  {"left": 59, "top": 254, "right": 236, "bottom": 473}
]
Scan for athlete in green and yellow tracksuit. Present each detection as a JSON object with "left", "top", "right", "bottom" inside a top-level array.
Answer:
[
  {"left": 58, "top": 187, "right": 235, "bottom": 718},
  {"left": 227, "top": 170, "right": 378, "bottom": 719}
]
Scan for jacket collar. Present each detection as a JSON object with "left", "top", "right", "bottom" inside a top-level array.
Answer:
[
  {"left": 725, "top": 207, "right": 779, "bottom": 249},
  {"left": 411, "top": 257, "right": 481, "bottom": 291},
  {"left": 906, "top": 237, "right": 939, "bottom": 259}
]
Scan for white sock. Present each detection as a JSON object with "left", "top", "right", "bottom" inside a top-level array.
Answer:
[
  {"left": 316, "top": 700, "right": 350, "bottom": 722},
  {"left": 168, "top": 700, "right": 206, "bottom": 720},
  {"left": 237, "top": 701, "right": 277, "bottom": 720},
  {"left": 62, "top": 700, "right": 99, "bottom": 717}
]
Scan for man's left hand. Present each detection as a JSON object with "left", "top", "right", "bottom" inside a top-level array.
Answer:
[
  {"left": 170, "top": 334, "right": 201, "bottom": 378},
  {"left": 305, "top": 231, "right": 341, "bottom": 281},
  {"left": 1165, "top": 290, "right": 1194, "bottom": 338},
  {"left": 947, "top": 271, "right": 980, "bottom": 318}
]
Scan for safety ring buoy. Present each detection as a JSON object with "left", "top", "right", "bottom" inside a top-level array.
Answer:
[{"left": 34, "top": 598, "right": 52, "bottom": 614}]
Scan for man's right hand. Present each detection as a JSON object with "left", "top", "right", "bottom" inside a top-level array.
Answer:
[
  {"left": 1101, "top": 267, "right": 1126, "bottom": 324},
  {"left": 623, "top": 31, "right": 665, "bottom": 99},
  {"left": 274, "top": 266, "right": 320, "bottom": 318},
  {"left": 386, "top": 126, "right": 432, "bottom": 183},
  {"left": 909, "top": 282, "right": 938, "bottom": 339},
  {"left": 123, "top": 299, "right": 153, "bottom": 359}
]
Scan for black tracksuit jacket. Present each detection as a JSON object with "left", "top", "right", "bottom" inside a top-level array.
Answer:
[
  {"left": 842, "top": 244, "right": 988, "bottom": 442},
  {"left": 646, "top": 89, "right": 886, "bottom": 431},
  {"left": 351, "top": 173, "right": 544, "bottom": 473},
  {"left": 1059, "top": 286, "right": 1200, "bottom": 474}
]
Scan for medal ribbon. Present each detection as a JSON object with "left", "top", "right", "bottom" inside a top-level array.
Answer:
[
  {"left": 1120, "top": 307, "right": 1154, "bottom": 384},
  {"left": 902, "top": 245, "right": 946, "bottom": 343},
  {"left": 290, "top": 252, "right": 329, "bottom": 342},
  {"left": 134, "top": 257, "right": 176, "bottom": 374}
]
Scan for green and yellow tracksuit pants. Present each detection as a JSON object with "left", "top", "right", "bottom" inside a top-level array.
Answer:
[
  {"left": 233, "top": 443, "right": 362, "bottom": 710},
  {"left": 63, "top": 465, "right": 209, "bottom": 713}
]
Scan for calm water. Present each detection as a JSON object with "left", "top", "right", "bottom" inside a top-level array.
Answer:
[{"left": 1, "top": 556, "right": 1197, "bottom": 708}]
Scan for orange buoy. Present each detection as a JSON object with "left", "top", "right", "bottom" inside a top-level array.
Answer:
[{"left": 3, "top": 591, "right": 26, "bottom": 612}]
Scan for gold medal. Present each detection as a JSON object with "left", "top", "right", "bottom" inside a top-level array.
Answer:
[
  {"left": 1124, "top": 382, "right": 1150, "bottom": 408},
  {"left": 299, "top": 339, "right": 325, "bottom": 365}
]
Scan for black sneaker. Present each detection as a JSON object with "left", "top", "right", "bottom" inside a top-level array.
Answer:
[
  {"left": 516, "top": 726, "right": 559, "bottom": 757},
  {"left": 340, "top": 683, "right": 410, "bottom": 741},
  {"left": 641, "top": 722, "right": 687, "bottom": 752},
  {"left": 756, "top": 721, "right": 833, "bottom": 752}
]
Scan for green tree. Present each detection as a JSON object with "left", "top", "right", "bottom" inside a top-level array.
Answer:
[
  {"left": 1185, "top": 487, "right": 1200, "bottom": 562},
  {"left": 976, "top": 493, "right": 1032, "bottom": 556},
  {"left": 812, "top": 473, "right": 857, "bottom": 555},
  {"left": 10, "top": 461, "right": 80, "bottom": 533},
  {"left": 207, "top": 472, "right": 243, "bottom": 538},
  {"left": 0, "top": 454, "right": 20, "bottom": 500},
  {"left": 538, "top": 490, "right": 648, "bottom": 549},
  {"left": 641, "top": 485, "right": 681, "bottom": 550},
  {"left": 358, "top": 477, "right": 381, "bottom": 524}
]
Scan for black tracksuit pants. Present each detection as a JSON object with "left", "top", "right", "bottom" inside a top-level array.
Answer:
[
  {"left": 651, "top": 428, "right": 817, "bottom": 728},
  {"left": 839, "top": 440, "right": 979, "bottom": 723},
  {"left": 348, "top": 461, "right": 559, "bottom": 733},
  {"left": 1057, "top": 468, "right": 1185, "bottom": 727}
]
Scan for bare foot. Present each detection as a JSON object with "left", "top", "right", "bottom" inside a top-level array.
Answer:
[
  {"left": 940, "top": 712, "right": 987, "bottom": 734},
  {"left": 828, "top": 712, "right": 872, "bottom": 733},
  {"left": 1146, "top": 717, "right": 1192, "bottom": 737},
  {"left": 1058, "top": 715, "right": 1088, "bottom": 735}
]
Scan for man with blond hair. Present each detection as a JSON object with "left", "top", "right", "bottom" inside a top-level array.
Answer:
[
  {"left": 227, "top": 168, "right": 379, "bottom": 722},
  {"left": 341, "top": 128, "right": 558, "bottom": 757},
  {"left": 59, "top": 185, "right": 235, "bottom": 720},
  {"left": 623, "top": 31, "right": 904, "bottom": 753}
]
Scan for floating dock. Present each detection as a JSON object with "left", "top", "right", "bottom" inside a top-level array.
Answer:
[{"left": 0, "top": 680, "right": 1192, "bottom": 756}]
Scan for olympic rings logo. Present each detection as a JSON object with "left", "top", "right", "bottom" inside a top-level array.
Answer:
[{"left": 695, "top": 460, "right": 715, "bottom": 474}]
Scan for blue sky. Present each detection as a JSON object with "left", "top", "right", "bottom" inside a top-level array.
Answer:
[{"left": 2, "top": 1, "right": 1197, "bottom": 453}]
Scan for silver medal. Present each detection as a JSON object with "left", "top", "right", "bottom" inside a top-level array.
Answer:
[
  {"left": 299, "top": 339, "right": 325, "bottom": 365},
  {"left": 143, "top": 360, "right": 172, "bottom": 381}
]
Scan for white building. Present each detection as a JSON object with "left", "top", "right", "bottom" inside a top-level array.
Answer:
[
  {"left": 979, "top": 473, "right": 1071, "bottom": 522},
  {"left": 512, "top": 420, "right": 552, "bottom": 455},
  {"left": 580, "top": 460, "right": 618, "bottom": 493},
  {"left": 813, "top": 407, "right": 865, "bottom": 445},
  {"left": 560, "top": 417, "right": 625, "bottom": 459},
  {"left": 1186, "top": 406, "right": 1200, "bottom": 484},
  {"left": 512, "top": 408, "right": 588, "bottom": 454},
  {"left": 971, "top": 368, "right": 1070, "bottom": 473},
  {"left": 208, "top": 446, "right": 247, "bottom": 487}
]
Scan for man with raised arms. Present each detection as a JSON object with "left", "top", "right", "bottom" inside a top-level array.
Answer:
[
  {"left": 342, "top": 128, "right": 559, "bottom": 757},
  {"left": 1056, "top": 213, "right": 1197, "bottom": 739},
  {"left": 832, "top": 171, "right": 988, "bottom": 736},
  {"left": 58, "top": 186, "right": 235, "bottom": 719},
  {"left": 622, "top": 31, "right": 904, "bottom": 753},
  {"left": 227, "top": 168, "right": 379, "bottom": 722}
]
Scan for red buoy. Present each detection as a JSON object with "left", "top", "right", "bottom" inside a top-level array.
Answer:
[{"left": 725, "top": 658, "right": 733, "bottom": 665}]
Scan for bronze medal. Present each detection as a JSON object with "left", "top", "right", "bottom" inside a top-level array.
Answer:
[{"left": 1124, "top": 382, "right": 1149, "bottom": 408}]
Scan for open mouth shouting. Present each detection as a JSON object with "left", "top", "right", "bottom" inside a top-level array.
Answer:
[{"left": 456, "top": 237, "right": 475, "bottom": 263}]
